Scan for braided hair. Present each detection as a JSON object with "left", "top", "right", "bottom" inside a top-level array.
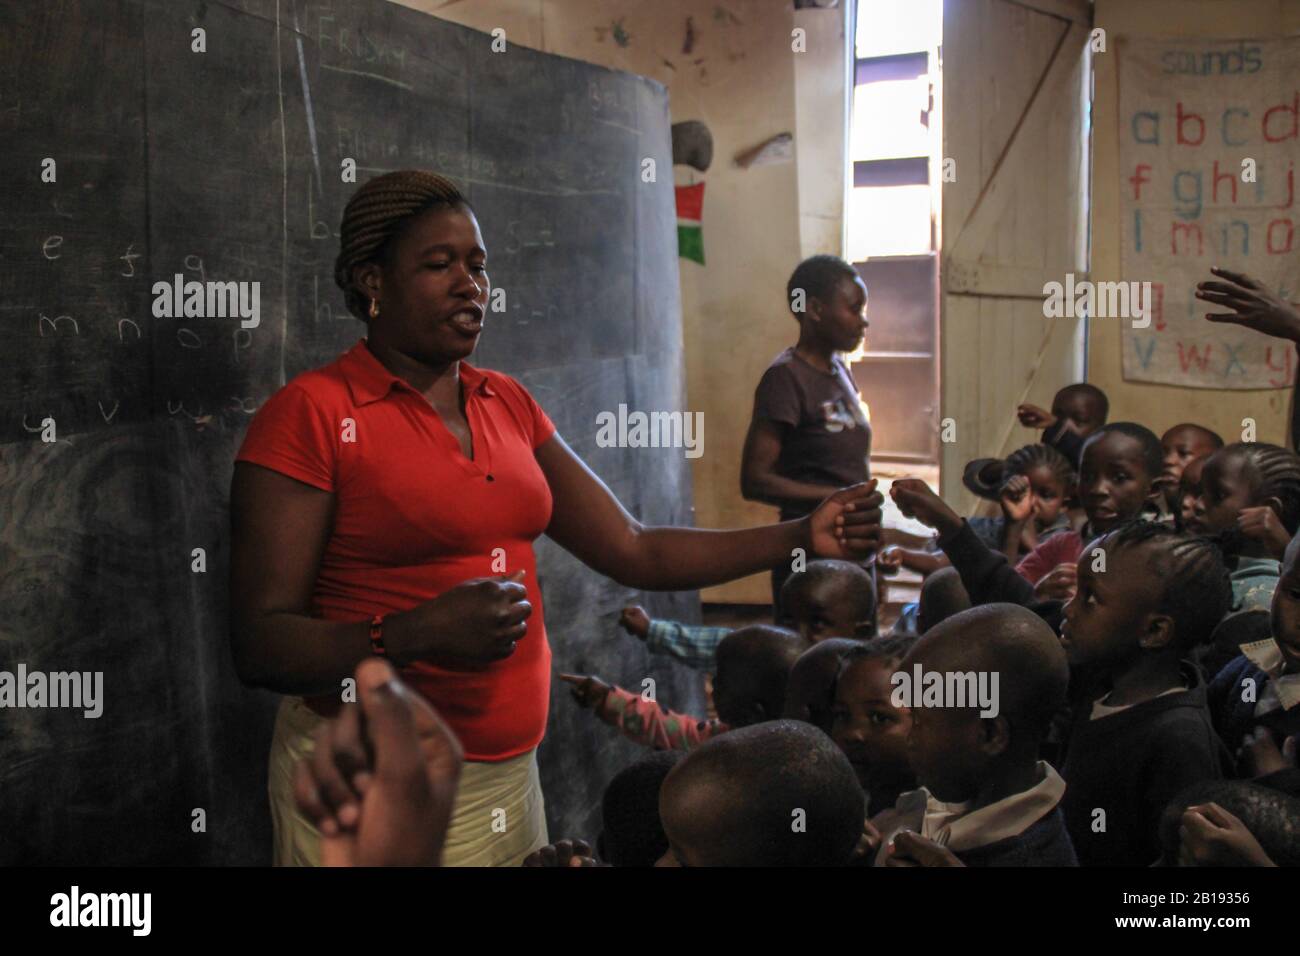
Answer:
[
  {"left": 1004, "top": 442, "right": 1076, "bottom": 488},
  {"left": 1218, "top": 442, "right": 1300, "bottom": 535},
  {"left": 333, "top": 170, "right": 472, "bottom": 321},
  {"left": 1098, "top": 520, "right": 1232, "bottom": 650}
]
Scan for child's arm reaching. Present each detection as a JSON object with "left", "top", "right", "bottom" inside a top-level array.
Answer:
[
  {"left": 889, "top": 479, "right": 1043, "bottom": 611},
  {"left": 559, "top": 673, "right": 724, "bottom": 751},
  {"left": 877, "top": 545, "right": 950, "bottom": 576},
  {"left": 619, "top": 606, "right": 730, "bottom": 672},
  {"left": 999, "top": 474, "right": 1036, "bottom": 562}
]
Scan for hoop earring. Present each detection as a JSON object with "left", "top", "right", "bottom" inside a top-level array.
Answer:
[{"left": 368, "top": 298, "right": 380, "bottom": 320}]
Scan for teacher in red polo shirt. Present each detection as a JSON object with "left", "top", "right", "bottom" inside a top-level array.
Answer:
[{"left": 230, "top": 170, "right": 883, "bottom": 867}]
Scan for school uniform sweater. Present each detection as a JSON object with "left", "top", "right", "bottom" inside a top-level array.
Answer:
[
  {"left": 1060, "top": 664, "right": 1231, "bottom": 867},
  {"left": 956, "top": 809, "right": 1078, "bottom": 867}
]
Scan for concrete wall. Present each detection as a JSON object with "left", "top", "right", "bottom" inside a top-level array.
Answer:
[
  {"left": 1090, "top": 0, "right": 1300, "bottom": 441},
  {"left": 398, "top": 0, "right": 850, "bottom": 604}
]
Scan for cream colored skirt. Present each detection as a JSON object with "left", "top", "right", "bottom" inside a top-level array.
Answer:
[{"left": 267, "top": 696, "right": 549, "bottom": 867}]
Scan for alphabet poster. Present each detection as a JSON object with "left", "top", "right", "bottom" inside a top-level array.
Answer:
[{"left": 1119, "top": 36, "right": 1298, "bottom": 389}]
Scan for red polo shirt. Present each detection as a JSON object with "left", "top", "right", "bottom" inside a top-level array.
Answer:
[{"left": 236, "top": 339, "right": 557, "bottom": 761}]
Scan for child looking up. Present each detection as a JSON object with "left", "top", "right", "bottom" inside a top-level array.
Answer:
[
  {"left": 657, "top": 720, "right": 865, "bottom": 866},
  {"left": 1016, "top": 422, "right": 1164, "bottom": 601},
  {"left": 872, "top": 604, "right": 1077, "bottom": 867},
  {"left": 831, "top": 635, "right": 918, "bottom": 816},
  {"left": 1058, "top": 521, "right": 1233, "bottom": 866},
  {"left": 561, "top": 625, "right": 806, "bottom": 751}
]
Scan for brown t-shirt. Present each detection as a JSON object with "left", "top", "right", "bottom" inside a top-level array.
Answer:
[{"left": 752, "top": 348, "right": 872, "bottom": 519}]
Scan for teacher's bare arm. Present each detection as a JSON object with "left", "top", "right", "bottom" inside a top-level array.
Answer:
[
  {"left": 535, "top": 434, "right": 882, "bottom": 592},
  {"left": 229, "top": 463, "right": 380, "bottom": 695},
  {"left": 740, "top": 418, "right": 842, "bottom": 506}
]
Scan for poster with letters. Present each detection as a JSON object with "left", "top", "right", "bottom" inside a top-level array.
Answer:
[{"left": 1119, "top": 36, "right": 1299, "bottom": 389}]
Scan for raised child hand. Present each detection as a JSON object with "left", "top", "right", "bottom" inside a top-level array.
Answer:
[
  {"left": 1179, "top": 802, "right": 1275, "bottom": 867},
  {"left": 1017, "top": 403, "right": 1056, "bottom": 430},
  {"left": 876, "top": 544, "right": 904, "bottom": 576},
  {"left": 293, "top": 658, "right": 463, "bottom": 867},
  {"left": 889, "top": 478, "right": 962, "bottom": 537},
  {"left": 999, "top": 474, "right": 1036, "bottom": 524},
  {"left": 559, "top": 672, "right": 613, "bottom": 710},
  {"left": 619, "top": 605, "right": 651, "bottom": 640}
]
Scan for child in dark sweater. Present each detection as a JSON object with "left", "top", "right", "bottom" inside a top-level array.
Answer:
[
  {"left": 1209, "top": 531, "right": 1300, "bottom": 770},
  {"left": 1058, "top": 521, "right": 1234, "bottom": 866},
  {"left": 871, "top": 604, "right": 1077, "bottom": 867}
]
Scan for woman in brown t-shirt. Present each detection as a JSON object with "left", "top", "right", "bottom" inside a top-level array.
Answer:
[{"left": 742, "top": 255, "right": 874, "bottom": 613}]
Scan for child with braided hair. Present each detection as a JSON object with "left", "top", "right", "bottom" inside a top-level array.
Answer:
[{"left": 878, "top": 442, "right": 1075, "bottom": 577}]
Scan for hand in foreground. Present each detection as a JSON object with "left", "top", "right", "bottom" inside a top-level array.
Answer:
[
  {"left": 889, "top": 478, "right": 962, "bottom": 538},
  {"left": 293, "top": 658, "right": 463, "bottom": 867},
  {"left": 1017, "top": 403, "right": 1056, "bottom": 430},
  {"left": 523, "top": 839, "right": 604, "bottom": 867},
  {"left": 884, "top": 830, "right": 965, "bottom": 867},
  {"left": 1179, "top": 802, "right": 1275, "bottom": 867},
  {"left": 1238, "top": 726, "right": 1295, "bottom": 779},
  {"left": 618, "top": 605, "right": 651, "bottom": 640},
  {"left": 1034, "top": 562, "right": 1077, "bottom": 601},
  {"left": 559, "top": 672, "right": 613, "bottom": 710},
  {"left": 1198, "top": 267, "right": 1300, "bottom": 342},
  {"left": 876, "top": 544, "right": 904, "bottom": 576},
  {"left": 809, "top": 479, "right": 884, "bottom": 559}
]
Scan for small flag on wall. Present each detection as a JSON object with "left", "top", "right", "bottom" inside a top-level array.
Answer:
[{"left": 675, "top": 183, "right": 705, "bottom": 264}]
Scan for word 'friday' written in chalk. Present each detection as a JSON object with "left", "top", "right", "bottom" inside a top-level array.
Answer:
[
  {"left": 50, "top": 887, "right": 151, "bottom": 936},
  {"left": 0, "top": 664, "right": 103, "bottom": 718},
  {"left": 151, "top": 274, "right": 261, "bottom": 329},
  {"left": 595, "top": 404, "right": 705, "bottom": 459}
]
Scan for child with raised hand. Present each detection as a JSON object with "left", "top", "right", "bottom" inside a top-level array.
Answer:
[
  {"left": 1156, "top": 423, "right": 1223, "bottom": 517},
  {"left": 1058, "top": 521, "right": 1234, "bottom": 867},
  {"left": 656, "top": 720, "right": 865, "bottom": 866},
  {"left": 617, "top": 559, "right": 874, "bottom": 672},
  {"left": 871, "top": 604, "right": 1077, "bottom": 867},
  {"left": 880, "top": 444, "right": 1075, "bottom": 576},
  {"left": 562, "top": 625, "right": 807, "bottom": 751},
  {"left": 830, "top": 635, "right": 918, "bottom": 816},
  {"left": 1016, "top": 383, "right": 1109, "bottom": 470}
]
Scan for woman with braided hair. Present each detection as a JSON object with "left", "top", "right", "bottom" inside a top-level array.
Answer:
[{"left": 229, "top": 170, "right": 884, "bottom": 866}]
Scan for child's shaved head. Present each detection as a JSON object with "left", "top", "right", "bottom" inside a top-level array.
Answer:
[
  {"left": 713, "top": 625, "right": 809, "bottom": 727},
  {"left": 780, "top": 559, "right": 876, "bottom": 641},
  {"left": 658, "top": 720, "right": 864, "bottom": 866},
  {"left": 1053, "top": 383, "right": 1109, "bottom": 434},
  {"left": 917, "top": 566, "right": 972, "bottom": 634},
  {"left": 902, "top": 604, "right": 1068, "bottom": 802},
  {"left": 782, "top": 637, "right": 861, "bottom": 733}
]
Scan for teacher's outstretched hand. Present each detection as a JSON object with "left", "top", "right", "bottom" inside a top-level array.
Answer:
[
  {"left": 1197, "top": 267, "right": 1300, "bottom": 342},
  {"left": 810, "top": 478, "right": 884, "bottom": 559}
]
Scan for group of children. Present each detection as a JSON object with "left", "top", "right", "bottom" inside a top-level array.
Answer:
[{"left": 541, "top": 381, "right": 1300, "bottom": 867}]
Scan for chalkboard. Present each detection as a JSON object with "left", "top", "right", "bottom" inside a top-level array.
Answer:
[{"left": 0, "top": 0, "right": 701, "bottom": 864}]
